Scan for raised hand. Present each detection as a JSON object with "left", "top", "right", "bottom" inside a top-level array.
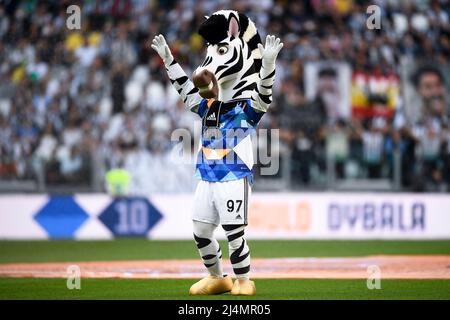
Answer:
[
  {"left": 151, "top": 34, "right": 174, "bottom": 65},
  {"left": 257, "top": 35, "right": 283, "bottom": 65}
]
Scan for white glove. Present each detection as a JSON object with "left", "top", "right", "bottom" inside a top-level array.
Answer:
[
  {"left": 151, "top": 34, "right": 174, "bottom": 66},
  {"left": 258, "top": 35, "right": 283, "bottom": 66}
]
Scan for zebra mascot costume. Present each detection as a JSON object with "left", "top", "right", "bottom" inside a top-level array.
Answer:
[{"left": 152, "top": 10, "right": 282, "bottom": 296}]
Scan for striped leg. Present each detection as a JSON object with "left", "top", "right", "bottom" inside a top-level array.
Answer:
[
  {"left": 222, "top": 224, "right": 250, "bottom": 279},
  {"left": 193, "top": 220, "right": 223, "bottom": 278}
]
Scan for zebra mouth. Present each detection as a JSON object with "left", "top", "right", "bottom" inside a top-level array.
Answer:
[
  {"left": 198, "top": 81, "right": 214, "bottom": 93},
  {"left": 193, "top": 69, "right": 219, "bottom": 99}
]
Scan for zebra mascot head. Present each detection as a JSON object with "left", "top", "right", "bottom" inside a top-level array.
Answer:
[{"left": 193, "top": 10, "right": 262, "bottom": 102}]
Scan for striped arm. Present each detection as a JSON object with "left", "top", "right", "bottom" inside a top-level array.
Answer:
[
  {"left": 250, "top": 61, "right": 276, "bottom": 113},
  {"left": 165, "top": 60, "right": 203, "bottom": 112}
]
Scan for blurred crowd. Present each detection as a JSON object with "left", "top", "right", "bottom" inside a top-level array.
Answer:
[{"left": 0, "top": 0, "right": 449, "bottom": 193}]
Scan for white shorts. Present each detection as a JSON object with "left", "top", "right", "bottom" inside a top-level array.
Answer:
[{"left": 192, "top": 177, "right": 251, "bottom": 226}]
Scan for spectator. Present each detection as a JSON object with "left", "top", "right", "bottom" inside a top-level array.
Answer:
[
  {"left": 75, "top": 36, "right": 99, "bottom": 68},
  {"left": 362, "top": 120, "right": 385, "bottom": 179}
]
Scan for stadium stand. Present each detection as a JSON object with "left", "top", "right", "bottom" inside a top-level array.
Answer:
[{"left": 0, "top": 0, "right": 449, "bottom": 193}]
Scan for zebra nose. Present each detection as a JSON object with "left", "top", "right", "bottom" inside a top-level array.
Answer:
[{"left": 193, "top": 69, "right": 218, "bottom": 99}]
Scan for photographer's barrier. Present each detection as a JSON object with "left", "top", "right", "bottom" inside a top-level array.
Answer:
[{"left": 0, "top": 193, "right": 449, "bottom": 239}]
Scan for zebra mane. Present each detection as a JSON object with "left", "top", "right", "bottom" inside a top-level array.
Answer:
[{"left": 198, "top": 10, "right": 262, "bottom": 73}]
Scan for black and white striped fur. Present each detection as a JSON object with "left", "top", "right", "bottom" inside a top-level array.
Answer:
[{"left": 164, "top": 10, "right": 276, "bottom": 113}]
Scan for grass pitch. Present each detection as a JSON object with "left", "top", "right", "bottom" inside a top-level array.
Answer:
[
  {"left": 1, "top": 278, "right": 449, "bottom": 300},
  {"left": 1, "top": 239, "right": 450, "bottom": 263},
  {"left": 0, "top": 240, "right": 449, "bottom": 300}
]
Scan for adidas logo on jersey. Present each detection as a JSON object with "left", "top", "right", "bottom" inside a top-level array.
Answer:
[{"left": 207, "top": 113, "right": 217, "bottom": 121}]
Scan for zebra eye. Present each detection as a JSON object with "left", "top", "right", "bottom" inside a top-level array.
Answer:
[{"left": 217, "top": 45, "right": 229, "bottom": 55}]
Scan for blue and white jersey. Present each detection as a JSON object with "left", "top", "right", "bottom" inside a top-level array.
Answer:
[{"left": 193, "top": 98, "right": 265, "bottom": 182}]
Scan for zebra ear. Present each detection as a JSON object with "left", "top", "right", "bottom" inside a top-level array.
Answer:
[{"left": 227, "top": 15, "right": 240, "bottom": 38}]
